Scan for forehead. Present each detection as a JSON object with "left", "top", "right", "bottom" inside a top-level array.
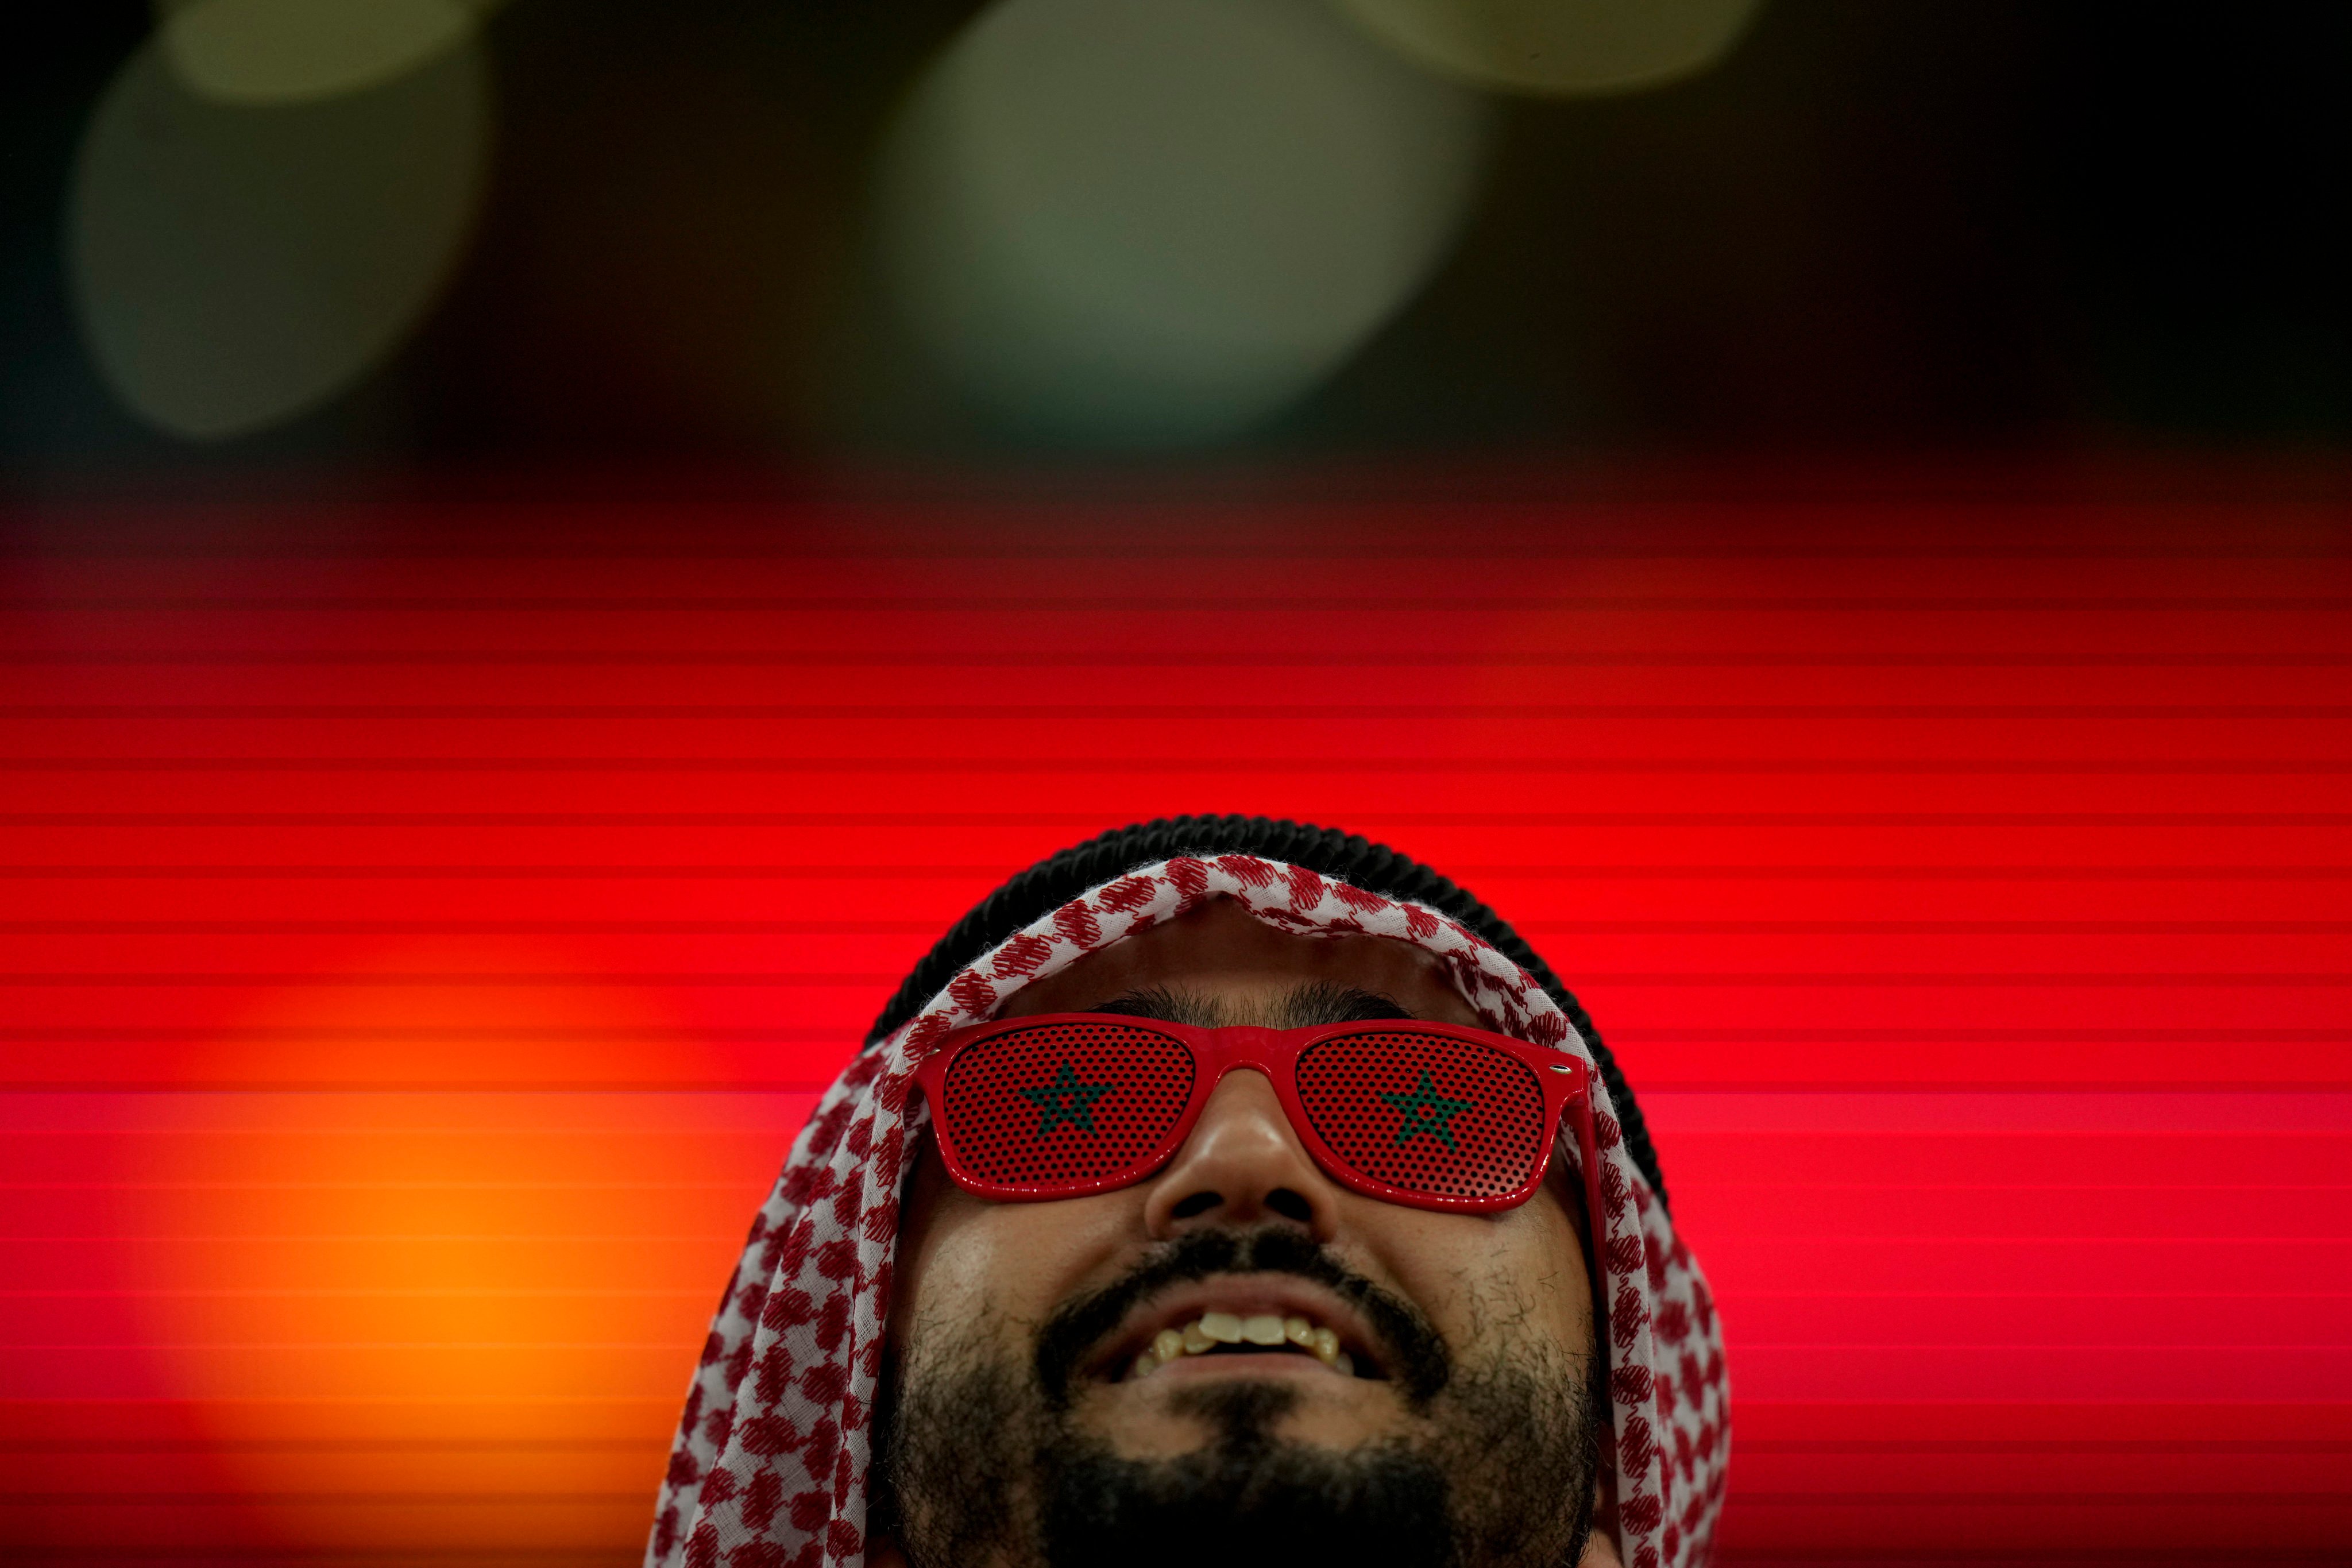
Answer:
[{"left": 997, "top": 895, "right": 1483, "bottom": 1026}]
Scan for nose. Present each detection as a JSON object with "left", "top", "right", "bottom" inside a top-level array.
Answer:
[{"left": 1141, "top": 1068, "right": 1342, "bottom": 1242}]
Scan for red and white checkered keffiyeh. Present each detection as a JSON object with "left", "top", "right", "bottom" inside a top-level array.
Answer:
[{"left": 647, "top": 853, "right": 1729, "bottom": 1568}]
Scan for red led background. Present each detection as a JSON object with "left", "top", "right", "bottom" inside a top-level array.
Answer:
[{"left": 3, "top": 489, "right": 2348, "bottom": 1566}]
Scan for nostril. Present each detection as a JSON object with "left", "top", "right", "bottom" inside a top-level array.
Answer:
[
  {"left": 1266, "top": 1188, "right": 1313, "bottom": 1223},
  {"left": 1171, "top": 1191, "right": 1221, "bottom": 1219}
]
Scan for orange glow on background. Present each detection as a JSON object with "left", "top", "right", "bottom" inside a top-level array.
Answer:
[
  {"left": 123, "top": 947, "right": 753, "bottom": 1551},
  {"left": 4, "top": 489, "right": 2351, "bottom": 1564}
]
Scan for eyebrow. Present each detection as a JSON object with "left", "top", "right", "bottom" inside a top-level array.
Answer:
[{"left": 1086, "top": 980, "right": 1416, "bottom": 1029}]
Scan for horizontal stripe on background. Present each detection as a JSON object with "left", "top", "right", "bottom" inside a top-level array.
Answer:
[
  {"left": 10, "top": 772, "right": 2352, "bottom": 818},
  {"left": 9, "top": 663, "right": 2352, "bottom": 702},
  {"left": 3, "top": 513, "right": 2347, "bottom": 1560}
]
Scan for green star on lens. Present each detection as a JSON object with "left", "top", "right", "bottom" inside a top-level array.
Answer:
[
  {"left": 1022, "top": 1061, "right": 1112, "bottom": 1137},
  {"left": 1381, "top": 1070, "right": 1472, "bottom": 1150}
]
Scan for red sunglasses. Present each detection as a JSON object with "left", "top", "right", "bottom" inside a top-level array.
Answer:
[{"left": 912, "top": 1012, "right": 1599, "bottom": 1218}]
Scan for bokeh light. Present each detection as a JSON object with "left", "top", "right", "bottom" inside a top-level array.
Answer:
[
  {"left": 874, "top": 0, "right": 1493, "bottom": 449},
  {"left": 67, "top": 21, "right": 491, "bottom": 440},
  {"left": 155, "top": 0, "right": 482, "bottom": 105},
  {"left": 1331, "top": 0, "right": 1763, "bottom": 96},
  {"left": 125, "top": 942, "right": 758, "bottom": 1554}
]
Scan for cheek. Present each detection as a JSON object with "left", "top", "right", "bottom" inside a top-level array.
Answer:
[
  {"left": 898, "top": 1187, "right": 1141, "bottom": 1344},
  {"left": 1509, "top": 1210, "right": 1597, "bottom": 1351},
  {"left": 1367, "top": 1199, "right": 1594, "bottom": 1358}
]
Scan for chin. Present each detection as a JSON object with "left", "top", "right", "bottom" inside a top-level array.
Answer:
[{"left": 1091, "top": 1364, "right": 1404, "bottom": 1462}]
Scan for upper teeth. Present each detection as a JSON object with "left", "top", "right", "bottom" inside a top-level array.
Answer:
[{"left": 1130, "top": 1312, "right": 1355, "bottom": 1381}]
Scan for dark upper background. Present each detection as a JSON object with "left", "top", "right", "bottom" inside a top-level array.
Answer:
[{"left": 3, "top": 1, "right": 2348, "bottom": 491}]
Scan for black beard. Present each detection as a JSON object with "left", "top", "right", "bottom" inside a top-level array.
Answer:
[{"left": 875, "top": 1226, "right": 1602, "bottom": 1568}]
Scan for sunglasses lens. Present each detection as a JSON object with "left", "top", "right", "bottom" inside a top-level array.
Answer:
[
  {"left": 938, "top": 1020, "right": 1195, "bottom": 1189},
  {"left": 1295, "top": 1031, "right": 1548, "bottom": 1202}
]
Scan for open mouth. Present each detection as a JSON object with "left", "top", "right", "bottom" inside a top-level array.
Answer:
[
  {"left": 1129, "top": 1310, "right": 1363, "bottom": 1380},
  {"left": 1103, "top": 1292, "right": 1388, "bottom": 1385}
]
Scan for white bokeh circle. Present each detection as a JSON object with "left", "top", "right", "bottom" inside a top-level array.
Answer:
[
  {"left": 875, "top": 0, "right": 1494, "bottom": 448},
  {"left": 1332, "top": 0, "right": 1764, "bottom": 97},
  {"left": 67, "top": 28, "right": 491, "bottom": 441}
]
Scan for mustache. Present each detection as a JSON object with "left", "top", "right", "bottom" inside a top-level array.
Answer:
[{"left": 1032, "top": 1226, "right": 1450, "bottom": 1410}]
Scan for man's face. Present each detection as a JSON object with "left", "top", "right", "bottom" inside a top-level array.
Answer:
[{"left": 876, "top": 899, "right": 1615, "bottom": 1568}]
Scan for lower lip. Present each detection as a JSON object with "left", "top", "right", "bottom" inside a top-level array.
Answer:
[{"left": 1127, "top": 1351, "right": 1362, "bottom": 1385}]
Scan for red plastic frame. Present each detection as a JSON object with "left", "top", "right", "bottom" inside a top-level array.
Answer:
[{"left": 912, "top": 1012, "right": 1600, "bottom": 1219}]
